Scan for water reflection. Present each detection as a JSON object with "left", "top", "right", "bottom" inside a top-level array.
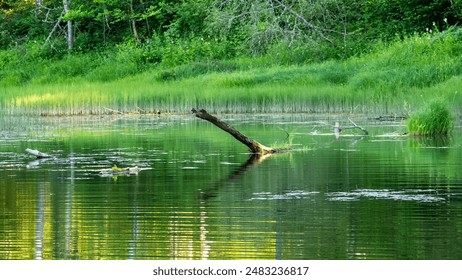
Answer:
[
  {"left": 0, "top": 115, "right": 461, "bottom": 260},
  {"left": 34, "top": 182, "right": 46, "bottom": 260},
  {"left": 27, "top": 158, "right": 51, "bottom": 169},
  {"left": 409, "top": 135, "right": 452, "bottom": 148},
  {"left": 199, "top": 153, "right": 272, "bottom": 200}
]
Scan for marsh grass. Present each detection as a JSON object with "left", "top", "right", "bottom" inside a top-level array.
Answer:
[
  {"left": 406, "top": 100, "right": 454, "bottom": 136},
  {"left": 155, "top": 60, "right": 238, "bottom": 81},
  {"left": 1, "top": 28, "right": 462, "bottom": 116},
  {"left": 349, "top": 28, "right": 462, "bottom": 90}
]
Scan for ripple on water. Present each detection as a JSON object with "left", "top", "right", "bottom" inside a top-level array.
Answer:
[
  {"left": 326, "top": 189, "right": 445, "bottom": 203},
  {"left": 249, "top": 190, "right": 320, "bottom": 201},
  {"left": 182, "top": 166, "right": 199, "bottom": 170}
]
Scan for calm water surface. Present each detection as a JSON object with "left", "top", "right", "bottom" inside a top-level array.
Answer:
[{"left": 0, "top": 114, "right": 461, "bottom": 260}]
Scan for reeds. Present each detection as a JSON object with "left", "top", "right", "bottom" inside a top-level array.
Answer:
[
  {"left": 1, "top": 28, "right": 462, "bottom": 116},
  {"left": 406, "top": 100, "right": 454, "bottom": 136}
]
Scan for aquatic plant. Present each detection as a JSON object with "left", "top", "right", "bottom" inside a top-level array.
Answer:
[{"left": 406, "top": 100, "right": 454, "bottom": 136}]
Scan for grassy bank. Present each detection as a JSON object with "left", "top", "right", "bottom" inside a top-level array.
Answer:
[{"left": 1, "top": 28, "right": 462, "bottom": 116}]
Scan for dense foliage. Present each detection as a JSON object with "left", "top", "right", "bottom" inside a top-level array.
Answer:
[
  {"left": 1, "top": 0, "right": 461, "bottom": 64},
  {"left": 1, "top": 1, "right": 462, "bottom": 117}
]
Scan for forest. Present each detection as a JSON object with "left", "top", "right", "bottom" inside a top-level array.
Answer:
[
  {"left": 1, "top": 1, "right": 462, "bottom": 115},
  {"left": 2, "top": 1, "right": 461, "bottom": 62}
]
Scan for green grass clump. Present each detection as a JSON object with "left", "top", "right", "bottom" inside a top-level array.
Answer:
[{"left": 406, "top": 100, "right": 454, "bottom": 136}]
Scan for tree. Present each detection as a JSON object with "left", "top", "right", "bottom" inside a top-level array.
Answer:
[
  {"left": 0, "top": 1, "right": 45, "bottom": 49},
  {"left": 450, "top": 0, "right": 462, "bottom": 19},
  {"left": 205, "top": 0, "right": 362, "bottom": 57},
  {"left": 2, "top": 0, "right": 462, "bottom": 60},
  {"left": 361, "top": 0, "right": 458, "bottom": 40},
  {"left": 62, "top": 0, "right": 73, "bottom": 49}
]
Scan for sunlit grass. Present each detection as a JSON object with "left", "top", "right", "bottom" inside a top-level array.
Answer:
[
  {"left": 0, "top": 66, "right": 459, "bottom": 116},
  {"left": 1, "top": 28, "right": 461, "bottom": 116}
]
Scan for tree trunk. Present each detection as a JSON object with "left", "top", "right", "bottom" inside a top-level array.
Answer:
[
  {"left": 192, "top": 109, "right": 276, "bottom": 154},
  {"left": 63, "top": 0, "right": 73, "bottom": 49},
  {"left": 129, "top": 0, "right": 140, "bottom": 44}
]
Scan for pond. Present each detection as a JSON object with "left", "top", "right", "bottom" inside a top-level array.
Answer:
[{"left": 0, "top": 113, "right": 461, "bottom": 260}]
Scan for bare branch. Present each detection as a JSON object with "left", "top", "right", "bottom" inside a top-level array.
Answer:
[
  {"left": 42, "top": 10, "right": 65, "bottom": 50},
  {"left": 271, "top": 0, "right": 335, "bottom": 45}
]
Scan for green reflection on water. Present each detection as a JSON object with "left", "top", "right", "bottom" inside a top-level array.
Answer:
[{"left": 0, "top": 115, "right": 461, "bottom": 260}]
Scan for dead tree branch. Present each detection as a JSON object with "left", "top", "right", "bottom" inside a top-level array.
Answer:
[
  {"left": 192, "top": 108, "right": 277, "bottom": 154},
  {"left": 334, "top": 119, "right": 369, "bottom": 136},
  {"left": 271, "top": 0, "right": 336, "bottom": 45},
  {"left": 347, "top": 118, "right": 369, "bottom": 135},
  {"left": 42, "top": 10, "right": 65, "bottom": 50}
]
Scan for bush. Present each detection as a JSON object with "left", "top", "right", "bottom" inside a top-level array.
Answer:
[{"left": 406, "top": 100, "right": 454, "bottom": 136}]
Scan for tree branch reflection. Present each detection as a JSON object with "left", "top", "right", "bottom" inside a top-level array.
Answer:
[{"left": 199, "top": 153, "right": 272, "bottom": 201}]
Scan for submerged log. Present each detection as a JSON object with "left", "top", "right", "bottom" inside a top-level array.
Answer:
[
  {"left": 192, "top": 108, "right": 277, "bottom": 154},
  {"left": 334, "top": 118, "right": 369, "bottom": 136},
  {"left": 25, "top": 148, "right": 53, "bottom": 159}
]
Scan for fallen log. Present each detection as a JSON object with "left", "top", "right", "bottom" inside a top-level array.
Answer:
[
  {"left": 192, "top": 108, "right": 278, "bottom": 154},
  {"left": 334, "top": 119, "right": 369, "bottom": 136},
  {"left": 25, "top": 148, "right": 53, "bottom": 159}
]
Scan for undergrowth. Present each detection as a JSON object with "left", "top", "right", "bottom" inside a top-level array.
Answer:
[{"left": 1, "top": 28, "right": 462, "bottom": 116}]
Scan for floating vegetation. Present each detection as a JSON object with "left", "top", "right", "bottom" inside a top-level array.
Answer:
[
  {"left": 249, "top": 190, "right": 320, "bottom": 201},
  {"left": 326, "top": 189, "right": 445, "bottom": 203},
  {"left": 98, "top": 165, "right": 145, "bottom": 177}
]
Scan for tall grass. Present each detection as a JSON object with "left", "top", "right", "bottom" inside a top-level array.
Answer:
[
  {"left": 348, "top": 33, "right": 462, "bottom": 91},
  {"left": 406, "top": 100, "right": 454, "bottom": 136},
  {"left": 1, "top": 28, "right": 462, "bottom": 116}
]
